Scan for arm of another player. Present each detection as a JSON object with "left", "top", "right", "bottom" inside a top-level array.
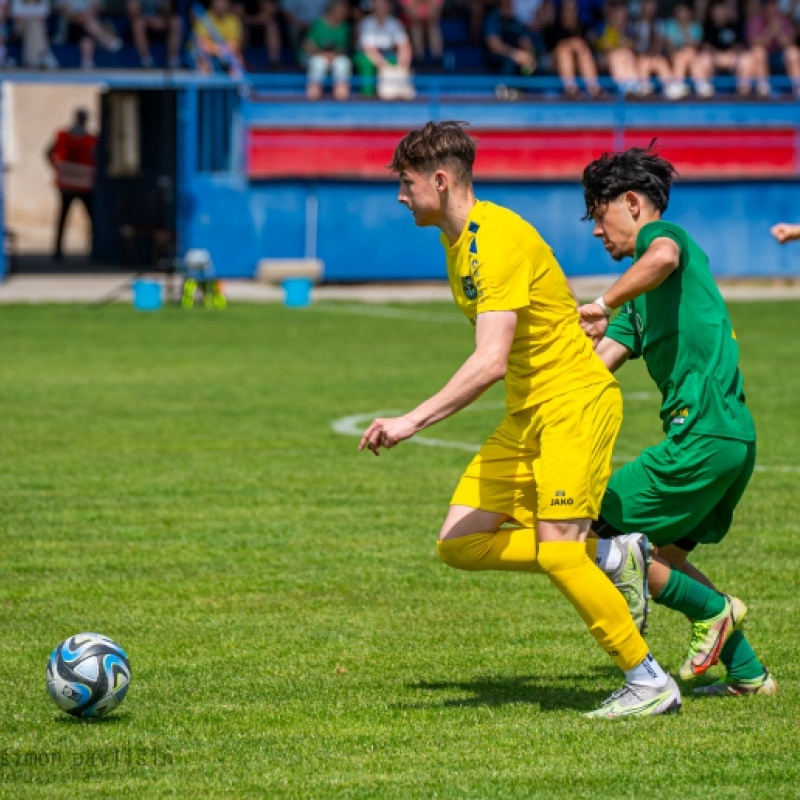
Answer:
[
  {"left": 577, "top": 236, "right": 680, "bottom": 344},
  {"left": 359, "top": 310, "right": 517, "bottom": 456},
  {"left": 596, "top": 337, "right": 632, "bottom": 372},
  {"left": 771, "top": 222, "right": 800, "bottom": 244}
]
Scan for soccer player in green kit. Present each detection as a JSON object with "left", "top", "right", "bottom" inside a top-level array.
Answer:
[{"left": 577, "top": 145, "right": 777, "bottom": 698}]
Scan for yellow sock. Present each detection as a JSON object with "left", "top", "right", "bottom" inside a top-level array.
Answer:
[
  {"left": 537, "top": 541, "right": 648, "bottom": 671},
  {"left": 437, "top": 529, "right": 544, "bottom": 573}
]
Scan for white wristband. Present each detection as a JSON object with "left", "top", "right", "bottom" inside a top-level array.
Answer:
[{"left": 593, "top": 296, "right": 612, "bottom": 317}]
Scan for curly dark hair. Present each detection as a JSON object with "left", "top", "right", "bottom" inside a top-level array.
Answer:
[
  {"left": 581, "top": 142, "right": 678, "bottom": 219},
  {"left": 390, "top": 121, "right": 477, "bottom": 184}
]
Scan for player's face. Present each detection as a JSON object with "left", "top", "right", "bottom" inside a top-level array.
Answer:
[
  {"left": 591, "top": 195, "right": 637, "bottom": 261},
  {"left": 397, "top": 168, "right": 442, "bottom": 228}
]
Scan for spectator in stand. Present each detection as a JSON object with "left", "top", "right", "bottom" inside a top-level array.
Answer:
[
  {"left": 590, "top": 2, "right": 640, "bottom": 94},
  {"left": 56, "top": 0, "right": 122, "bottom": 68},
  {"left": 699, "top": 0, "right": 758, "bottom": 95},
  {"left": 541, "top": 0, "right": 602, "bottom": 96},
  {"left": 9, "top": 0, "right": 58, "bottom": 67},
  {"left": 302, "top": 0, "right": 351, "bottom": 99},
  {"left": 354, "top": 0, "right": 413, "bottom": 96},
  {"left": 282, "top": 0, "right": 329, "bottom": 53},
  {"left": 46, "top": 108, "right": 97, "bottom": 261},
  {"left": 0, "top": 1, "right": 7, "bottom": 67},
  {"left": 193, "top": 0, "right": 244, "bottom": 73},
  {"left": 632, "top": 0, "right": 684, "bottom": 97},
  {"left": 746, "top": 0, "right": 800, "bottom": 96},
  {"left": 484, "top": 0, "right": 537, "bottom": 77},
  {"left": 234, "top": 0, "right": 283, "bottom": 65},
  {"left": 127, "top": 0, "right": 182, "bottom": 68},
  {"left": 400, "top": 0, "right": 443, "bottom": 65},
  {"left": 512, "top": 0, "right": 543, "bottom": 28},
  {"left": 663, "top": 3, "right": 707, "bottom": 95},
  {"left": 465, "top": 0, "right": 494, "bottom": 44}
]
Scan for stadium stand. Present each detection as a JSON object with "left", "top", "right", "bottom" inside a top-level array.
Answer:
[{"left": 0, "top": 0, "right": 799, "bottom": 99}]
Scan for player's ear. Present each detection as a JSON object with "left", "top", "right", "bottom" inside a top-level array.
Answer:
[
  {"left": 625, "top": 191, "right": 641, "bottom": 220},
  {"left": 433, "top": 169, "right": 448, "bottom": 193}
]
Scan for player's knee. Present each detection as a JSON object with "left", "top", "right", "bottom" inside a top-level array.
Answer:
[
  {"left": 535, "top": 540, "right": 585, "bottom": 574},
  {"left": 437, "top": 537, "right": 480, "bottom": 571}
]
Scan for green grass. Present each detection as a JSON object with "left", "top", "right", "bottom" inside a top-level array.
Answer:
[{"left": 1, "top": 300, "right": 799, "bottom": 799}]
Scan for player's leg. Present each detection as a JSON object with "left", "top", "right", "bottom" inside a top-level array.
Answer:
[
  {"left": 439, "top": 397, "right": 679, "bottom": 717},
  {"left": 681, "top": 444, "right": 776, "bottom": 696},
  {"left": 597, "top": 434, "right": 755, "bottom": 679},
  {"left": 437, "top": 505, "right": 543, "bottom": 572},
  {"left": 438, "top": 412, "right": 601, "bottom": 573},
  {"left": 54, "top": 191, "right": 75, "bottom": 259},
  {"left": 535, "top": 383, "right": 680, "bottom": 717},
  {"left": 657, "top": 543, "right": 715, "bottom": 589}
]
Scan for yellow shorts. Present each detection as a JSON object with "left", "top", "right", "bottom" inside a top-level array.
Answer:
[{"left": 451, "top": 380, "right": 622, "bottom": 527}]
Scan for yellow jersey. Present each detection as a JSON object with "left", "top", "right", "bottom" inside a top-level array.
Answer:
[
  {"left": 442, "top": 200, "right": 614, "bottom": 413},
  {"left": 194, "top": 12, "right": 243, "bottom": 46}
]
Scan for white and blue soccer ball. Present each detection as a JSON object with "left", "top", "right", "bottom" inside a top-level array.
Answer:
[{"left": 46, "top": 633, "right": 131, "bottom": 718}]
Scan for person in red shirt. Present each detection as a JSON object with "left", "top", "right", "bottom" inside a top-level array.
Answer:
[{"left": 46, "top": 108, "right": 97, "bottom": 261}]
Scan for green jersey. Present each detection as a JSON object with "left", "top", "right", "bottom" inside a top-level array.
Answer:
[{"left": 605, "top": 220, "right": 755, "bottom": 442}]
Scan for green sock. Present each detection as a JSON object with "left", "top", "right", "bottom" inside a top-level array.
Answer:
[
  {"left": 654, "top": 568, "right": 727, "bottom": 620},
  {"left": 719, "top": 631, "right": 765, "bottom": 682}
]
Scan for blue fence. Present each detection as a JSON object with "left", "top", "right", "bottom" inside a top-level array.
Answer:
[
  {"left": 174, "top": 77, "right": 800, "bottom": 280},
  {"left": 2, "top": 72, "right": 800, "bottom": 281}
]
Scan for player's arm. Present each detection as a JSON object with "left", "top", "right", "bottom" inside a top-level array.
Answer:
[
  {"left": 359, "top": 311, "right": 517, "bottom": 456},
  {"left": 578, "top": 236, "right": 680, "bottom": 344},
  {"left": 596, "top": 336, "right": 632, "bottom": 373},
  {"left": 771, "top": 222, "right": 800, "bottom": 244}
]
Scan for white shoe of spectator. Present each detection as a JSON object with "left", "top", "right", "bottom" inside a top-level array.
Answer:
[
  {"left": 756, "top": 80, "right": 771, "bottom": 97},
  {"left": 664, "top": 81, "right": 690, "bottom": 100},
  {"left": 695, "top": 79, "right": 715, "bottom": 98}
]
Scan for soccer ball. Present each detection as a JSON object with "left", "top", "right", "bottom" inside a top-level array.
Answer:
[{"left": 46, "top": 633, "right": 131, "bottom": 718}]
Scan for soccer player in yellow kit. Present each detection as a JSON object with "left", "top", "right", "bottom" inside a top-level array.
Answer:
[{"left": 359, "top": 121, "right": 682, "bottom": 717}]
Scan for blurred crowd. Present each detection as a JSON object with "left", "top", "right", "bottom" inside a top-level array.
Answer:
[{"left": 1, "top": 0, "right": 799, "bottom": 100}]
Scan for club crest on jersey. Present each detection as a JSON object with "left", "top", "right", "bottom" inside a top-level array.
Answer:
[
  {"left": 671, "top": 407, "right": 690, "bottom": 425},
  {"left": 462, "top": 275, "right": 478, "bottom": 300}
]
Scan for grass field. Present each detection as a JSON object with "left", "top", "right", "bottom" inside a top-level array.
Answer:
[{"left": 1, "top": 300, "right": 799, "bottom": 799}]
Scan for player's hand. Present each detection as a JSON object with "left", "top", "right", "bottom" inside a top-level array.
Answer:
[
  {"left": 577, "top": 302, "right": 610, "bottom": 346},
  {"left": 771, "top": 223, "right": 794, "bottom": 244},
  {"left": 359, "top": 415, "right": 418, "bottom": 456}
]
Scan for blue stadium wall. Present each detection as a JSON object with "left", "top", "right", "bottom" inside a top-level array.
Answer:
[
  {"left": 177, "top": 88, "right": 800, "bottom": 281},
  {"left": 3, "top": 75, "right": 800, "bottom": 281}
]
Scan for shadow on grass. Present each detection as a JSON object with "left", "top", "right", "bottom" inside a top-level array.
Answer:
[{"left": 402, "top": 666, "right": 619, "bottom": 713}]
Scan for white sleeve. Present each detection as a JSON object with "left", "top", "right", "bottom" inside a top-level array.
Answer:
[
  {"left": 359, "top": 17, "right": 378, "bottom": 48},
  {"left": 389, "top": 17, "right": 409, "bottom": 46}
]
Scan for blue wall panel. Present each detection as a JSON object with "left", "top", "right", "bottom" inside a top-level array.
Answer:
[{"left": 180, "top": 178, "right": 800, "bottom": 280}]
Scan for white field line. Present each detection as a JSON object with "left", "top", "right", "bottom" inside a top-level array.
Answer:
[{"left": 333, "top": 406, "right": 800, "bottom": 472}]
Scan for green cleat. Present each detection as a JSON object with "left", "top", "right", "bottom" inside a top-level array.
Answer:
[
  {"left": 679, "top": 595, "right": 747, "bottom": 681},
  {"left": 608, "top": 533, "right": 651, "bottom": 634},
  {"left": 585, "top": 676, "right": 682, "bottom": 719},
  {"left": 693, "top": 670, "right": 778, "bottom": 697}
]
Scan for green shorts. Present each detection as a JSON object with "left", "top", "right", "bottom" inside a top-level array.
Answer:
[{"left": 596, "top": 432, "right": 756, "bottom": 551}]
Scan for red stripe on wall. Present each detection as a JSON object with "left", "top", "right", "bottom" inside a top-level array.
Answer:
[{"left": 245, "top": 128, "right": 798, "bottom": 180}]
